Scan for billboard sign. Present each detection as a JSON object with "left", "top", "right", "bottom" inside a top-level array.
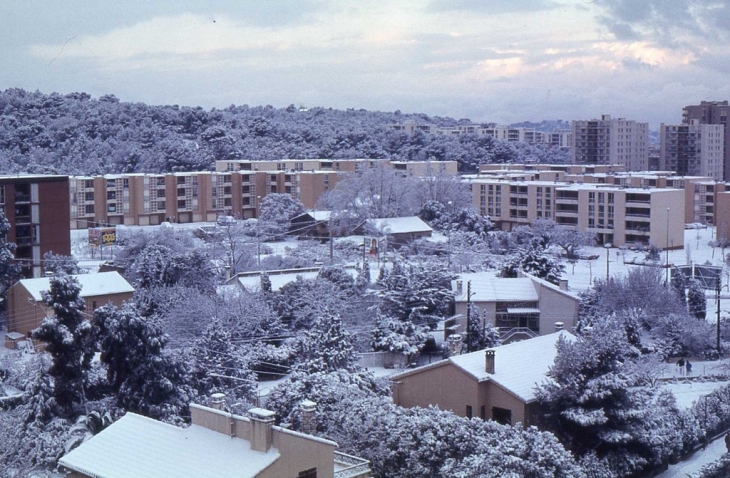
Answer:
[{"left": 89, "top": 227, "right": 117, "bottom": 247}]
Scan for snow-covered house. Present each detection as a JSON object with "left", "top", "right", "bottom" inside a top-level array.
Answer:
[
  {"left": 450, "top": 271, "right": 580, "bottom": 343},
  {"left": 5, "top": 271, "right": 134, "bottom": 341},
  {"left": 290, "top": 211, "right": 332, "bottom": 239},
  {"left": 391, "top": 331, "right": 574, "bottom": 427},
  {"left": 354, "top": 217, "right": 432, "bottom": 247},
  {"left": 59, "top": 402, "right": 371, "bottom": 478}
]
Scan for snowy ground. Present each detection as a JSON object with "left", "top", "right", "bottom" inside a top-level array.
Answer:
[{"left": 658, "top": 437, "right": 729, "bottom": 478}]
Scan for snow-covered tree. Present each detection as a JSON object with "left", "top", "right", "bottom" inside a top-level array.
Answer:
[
  {"left": 295, "top": 312, "right": 358, "bottom": 374},
  {"left": 463, "top": 304, "right": 501, "bottom": 352},
  {"left": 0, "top": 207, "right": 21, "bottom": 308},
  {"left": 190, "top": 319, "right": 256, "bottom": 411},
  {"left": 687, "top": 278, "right": 708, "bottom": 320},
  {"left": 499, "top": 244, "right": 565, "bottom": 284},
  {"left": 355, "top": 259, "right": 371, "bottom": 291},
  {"left": 32, "top": 274, "right": 94, "bottom": 412},
  {"left": 371, "top": 313, "right": 429, "bottom": 360},
  {"left": 93, "top": 304, "right": 192, "bottom": 420},
  {"left": 537, "top": 317, "right": 687, "bottom": 476},
  {"left": 43, "top": 251, "right": 84, "bottom": 275},
  {"left": 258, "top": 193, "right": 305, "bottom": 240}
]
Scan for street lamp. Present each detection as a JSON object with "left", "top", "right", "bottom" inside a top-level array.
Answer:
[
  {"left": 604, "top": 243, "right": 612, "bottom": 281},
  {"left": 666, "top": 207, "right": 670, "bottom": 285}
]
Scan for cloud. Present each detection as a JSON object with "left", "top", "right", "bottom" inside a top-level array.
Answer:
[{"left": 427, "top": 0, "right": 558, "bottom": 14}]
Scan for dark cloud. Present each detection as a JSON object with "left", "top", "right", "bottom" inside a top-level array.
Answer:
[
  {"left": 594, "top": 0, "right": 730, "bottom": 45},
  {"left": 427, "top": 0, "right": 558, "bottom": 15}
]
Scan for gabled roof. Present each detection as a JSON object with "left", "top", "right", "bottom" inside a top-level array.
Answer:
[
  {"left": 453, "top": 272, "right": 538, "bottom": 303},
  {"left": 58, "top": 413, "right": 280, "bottom": 478},
  {"left": 18, "top": 271, "right": 134, "bottom": 301},
  {"left": 450, "top": 331, "right": 574, "bottom": 402},
  {"left": 365, "top": 217, "right": 432, "bottom": 235},
  {"left": 292, "top": 211, "right": 331, "bottom": 222},
  {"left": 393, "top": 331, "right": 574, "bottom": 403}
]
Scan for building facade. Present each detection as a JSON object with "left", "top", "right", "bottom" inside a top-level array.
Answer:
[
  {"left": 572, "top": 115, "right": 649, "bottom": 171},
  {"left": 683, "top": 101, "right": 730, "bottom": 181},
  {"left": 0, "top": 175, "right": 70, "bottom": 277},
  {"left": 660, "top": 121, "right": 724, "bottom": 180}
]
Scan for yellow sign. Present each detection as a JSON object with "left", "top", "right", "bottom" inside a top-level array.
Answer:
[{"left": 89, "top": 227, "right": 116, "bottom": 246}]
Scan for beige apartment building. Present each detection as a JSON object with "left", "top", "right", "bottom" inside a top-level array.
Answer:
[
  {"left": 572, "top": 115, "right": 649, "bottom": 171},
  {"left": 660, "top": 120, "right": 724, "bottom": 180},
  {"left": 70, "top": 160, "right": 458, "bottom": 228},
  {"left": 683, "top": 101, "right": 730, "bottom": 181},
  {"left": 467, "top": 176, "right": 685, "bottom": 249}
]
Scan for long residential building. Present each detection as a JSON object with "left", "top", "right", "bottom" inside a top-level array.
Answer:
[
  {"left": 571, "top": 115, "right": 649, "bottom": 171},
  {"left": 69, "top": 160, "right": 458, "bottom": 229},
  {"left": 466, "top": 175, "right": 685, "bottom": 249}
]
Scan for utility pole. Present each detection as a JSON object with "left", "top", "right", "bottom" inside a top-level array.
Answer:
[{"left": 717, "top": 277, "right": 722, "bottom": 357}]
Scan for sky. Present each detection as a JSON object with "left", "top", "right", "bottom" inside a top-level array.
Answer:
[{"left": 2, "top": 0, "right": 730, "bottom": 128}]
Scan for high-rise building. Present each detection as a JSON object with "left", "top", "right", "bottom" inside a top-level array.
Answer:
[
  {"left": 682, "top": 101, "right": 730, "bottom": 180},
  {"left": 659, "top": 120, "right": 724, "bottom": 180},
  {"left": 0, "top": 175, "right": 70, "bottom": 277},
  {"left": 571, "top": 115, "right": 649, "bottom": 171}
]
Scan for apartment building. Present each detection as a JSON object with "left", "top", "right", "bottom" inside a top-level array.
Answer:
[
  {"left": 387, "top": 122, "right": 573, "bottom": 148},
  {"left": 572, "top": 115, "right": 649, "bottom": 171},
  {"left": 660, "top": 120, "right": 724, "bottom": 180},
  {"left": 467, "top": 176, "right": 684, "bottom": 249},
  {"left": 70, "top": 160, "right": 458, "bottom": 229},
  {"left": 0, "top": 175, "right": 70, "bottom": 277},
  {"left": 683, "top": 101, "right": 730, "bottom": 180}
]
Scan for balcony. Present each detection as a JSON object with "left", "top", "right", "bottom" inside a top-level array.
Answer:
[{"left": 334, "top": 451, "right": 371, "bottom": 478}]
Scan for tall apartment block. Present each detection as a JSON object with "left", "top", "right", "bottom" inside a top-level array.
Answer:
[
  {"left": 659, "top": 120, "right": 724, "bottom": 180},
  {"left": 466, "top": 176, "right": 684, "bottom": 249},
  {"left": 571, "top": 115, "right": 649, "bottom": 171},
  {"left": 0, "top": 175, "right": 70, "bottom": 277},
  {"left": 682, "top": 101, "right": 730, "bottom": 180}
]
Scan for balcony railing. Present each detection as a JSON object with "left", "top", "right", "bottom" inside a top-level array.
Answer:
[{"left": 334, "top": 451, "right": 371, "bottom": 478}]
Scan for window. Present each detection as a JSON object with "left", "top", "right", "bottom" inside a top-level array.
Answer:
[
  {"left": 85, "top": 192, "right": 95, "bottom": 201},
  {"left": 480, "top": 405, "right": 486, "bottom": 420},
  {"left": 177, "top": 176, "right": 186, "bottom": 184},
  {"left": 492, "top": 407, "right": 512, "bottom": 425},
  {"left": 466, "top": 405, "right": 473, "bottom": 419},
  {"left": 298, "top": 468, "right": 317, "bottom": 478},
  {"left": 177, "top": 199, "right": 186, "bottom": 208},
  {"left": 85, "top": 204, "right": 95, "bottom": 214}
]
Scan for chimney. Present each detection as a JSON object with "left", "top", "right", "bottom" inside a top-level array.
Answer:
[
  {"left": 225, "top": 265, "right": 231, "bottom": 282},
  {"left": 485, "top": 349, "right": 495, "bottom": 374},
  {"left": 559, "top": 279, "right": 568, "bottom": 291},
  {"left": 447, "top": 333, "right": 463, "bottom": 356},
  {"left": 555, "top": 322, "right": 565, "bottom": 332},
  {"left": 249, "top": 408, "right": 276, "bottom": 452},
  {"left": 300, "top": 400, "right": 317, "bottom": 435},
  {"left": 455, "top": 280, "right": 463, "bottom": 295},
  {"left": 210, "top": 393, "right": 226, "bottom": 411}
]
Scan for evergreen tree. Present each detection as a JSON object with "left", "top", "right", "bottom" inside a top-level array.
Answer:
[
  {"left": 671, "top": 268, "right": 688, "bottom": 307},
  {"left": 93, "top": 304, "right": 191, "bottom": 419},
  {"left": 0, "top": 208, "right": 21, "bottom": 304},
  {"left": 31, "top": 274, "right": 94, "bottom": 412},
  {"left": 371, "top": 313, "right": 429, "bottom": 360},
  {"left": 296, "top": 312, "right": 358, "bottom": 374},
  {"left": 536, "top": 317, "right": 685, "bottom": 476},
  {"left": 191, "top": 319, "right": 257, "bottom": 409},
  {"left": 687, "top": 278, "right": 708, "bottom": 320},
  {"left": 500, "top": 244, "right": 565, "bottom": 284},
  {"left": 354, "top": 259, "right": 371, "bottom": 292}
]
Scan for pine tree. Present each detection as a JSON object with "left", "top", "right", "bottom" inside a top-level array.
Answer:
[
  {"left": 31, "top": 274, "right": 94, "bottom": 413},
  {"left": 0, "top": 208, "right": 21, "bottom": 305},
  {"left": 687, "top": 278, "right": 707, "bottom": 320},
  {"left": 191, "top": 319, "right": 257, "bottom": 406},
  {"left": 296, "top": 312, "right": 358, "bottom": 374},
  {"left": 94, "top": 303, "right": 191, "bottom": 419}
]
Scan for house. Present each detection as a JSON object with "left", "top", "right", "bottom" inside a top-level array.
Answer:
[
  {"left": 354, "top": 217, "right": 432, "bottom": 247},
  {"left": 391, "top": 331, "right": 574, "bottom": 427},
  {"left": 450, "top": 271, "right": 580, "bottom": 343},
  {"left": 5, "top": 271, "right": 135, "bottom": 341},
  {"left": 228, "top": 266, "right": 358, "bottom": 293},
  {"left": 58, "top": 399, "right": 370, "bottom": 478},
  {"left": 290, "top": 211, "right": 332, "bottom": 239}
]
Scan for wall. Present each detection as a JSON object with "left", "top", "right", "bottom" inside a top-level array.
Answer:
[
  {"left": 263, "top": 428, "right": 337, "bottom": 478},
  {"left": 393, "top": 362, "right": 481, "bottom": 418},
  {"left": 484, "top": 381, "right": 528, "bottom": 426}
]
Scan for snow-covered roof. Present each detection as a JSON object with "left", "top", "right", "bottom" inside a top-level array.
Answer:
[
  {"left": 449, "top": 331, "right": 575, "bottom": 402},
  {"left": 58, "top": 413, "right": 280, "bottom": 478},
  {"left": 365, "top": 217, "right": 432, "bottom": 235},
  {"left": 237, "top": 269, "right": 358, "bottom": 292},
  {"left": 18, "top": 271, "right": 134, "bottom": 301},
  {"left": 453, "top": 272, "right": 538, "bottom": 303}
]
